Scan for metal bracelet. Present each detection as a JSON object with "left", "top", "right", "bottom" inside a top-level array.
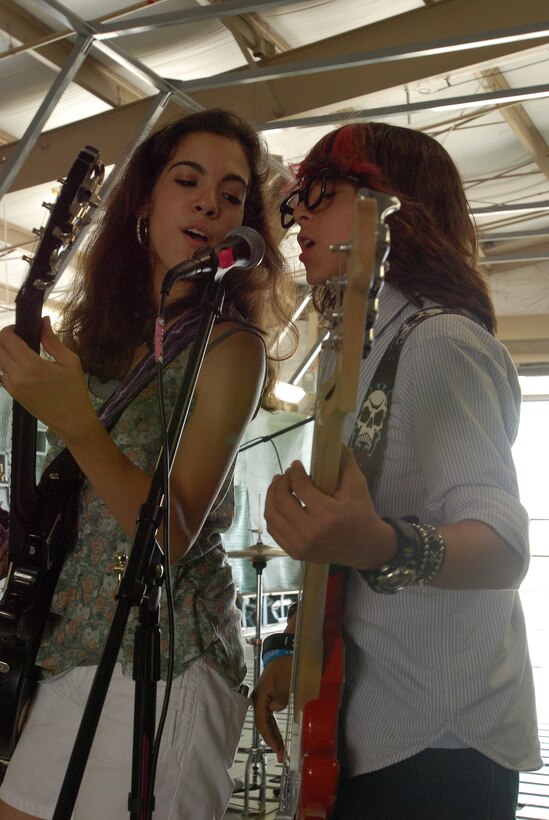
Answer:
[{"left": 411, "top": 522, "right": 446, "bottom": 587}]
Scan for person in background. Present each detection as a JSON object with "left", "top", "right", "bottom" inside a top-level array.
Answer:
[
  {"left": 0, "top": 108, "right": 296, "bottom": 820},
  {"left": 252, "top": 121, "right": 541, "bottom": 819}
]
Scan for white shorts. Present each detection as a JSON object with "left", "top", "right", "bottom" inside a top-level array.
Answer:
[{"left": 0, "top": 660, "right": 249, "bottom": 820}]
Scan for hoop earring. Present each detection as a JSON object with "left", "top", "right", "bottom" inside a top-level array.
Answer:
[{"left": 136, "top": 215, "right": 148, "bottom": 247}]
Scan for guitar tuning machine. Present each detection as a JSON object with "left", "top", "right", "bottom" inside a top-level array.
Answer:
[
  {"left": 32, "top": 279, "right": 50, "bottom": 291},
  {"left": 329, "top": 240, "right": 351, "bottom": 255},
  {"left": 42, "top": 201, "right": 54, "bottom": 212},
  {"left": 52, "top": 227, "right": 74, "bottom": 242}
]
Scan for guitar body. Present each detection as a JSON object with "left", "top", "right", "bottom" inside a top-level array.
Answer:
[
  {"left": 277, "top": 189, "right": 400, "bottom": 819},
  {"left": 0, "top": 147, "right": 103, "bottom": 762},
  {"left": 300, "top": 571, "right": 345, "bottom": 819},
  {"left": 0, "top": 547, "right": 65, "bottom": 757},
  {"left": 0, "top": 639, "right": 39, "bottom": 759}
]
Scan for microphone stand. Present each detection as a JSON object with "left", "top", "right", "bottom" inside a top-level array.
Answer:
[{"left": 53, "top": 274, "right": 226, "bottom": 820}]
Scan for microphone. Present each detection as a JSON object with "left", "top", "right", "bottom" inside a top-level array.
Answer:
[{"left": 161, "top": 226, "right": 265, "bottom": 295}]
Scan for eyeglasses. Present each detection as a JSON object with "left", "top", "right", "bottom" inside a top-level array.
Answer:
[{"left": 279, "top": 170, "right": 363, "bottom": 229}]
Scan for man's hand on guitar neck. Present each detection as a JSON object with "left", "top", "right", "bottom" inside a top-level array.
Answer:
[
  {"left": 252, "top": 654, "right": 293, "bottom": 763},
  {"left": 264, "top": 446, "right": 397, "bottom": 571}
]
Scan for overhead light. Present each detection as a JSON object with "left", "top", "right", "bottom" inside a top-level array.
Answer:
[{"left": 275, "top": 382, "right": 306, "bottom": 405}]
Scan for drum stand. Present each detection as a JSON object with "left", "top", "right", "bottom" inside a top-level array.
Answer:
[
  {"left": 242, "top": 549, "right": 268, "bottom": 817},
  {"left": 228, "top": 534, "right": 284, "bottom": 816}
]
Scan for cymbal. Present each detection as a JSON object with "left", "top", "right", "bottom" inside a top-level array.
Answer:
[{"left": 227, "top": 542, "right": 286, "bottom": 561}]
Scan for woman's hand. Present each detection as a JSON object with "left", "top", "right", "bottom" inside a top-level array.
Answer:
[
  {"left": 252, "top": 656, "right": 293, "bottom": 763},
  {"left": 264, "top": 446, "right": 396, "bottom": 570},
  {"left": 0, "top": 318, "right": 97, "bottom": 445},
  {"left": 0, "top": 317, "right": 268, "bottom": 567}
]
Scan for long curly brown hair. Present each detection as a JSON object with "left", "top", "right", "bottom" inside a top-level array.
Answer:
[
  {"left": 295, "top": 121, "right": 495, "bottom": 333},
  {"left": 59, "top": 109, "right": 297, "bottom": 407}
]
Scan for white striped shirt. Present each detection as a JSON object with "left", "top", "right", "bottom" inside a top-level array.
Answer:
[{"left": 339, "top": 283, "right": 541, "bottom": 775}]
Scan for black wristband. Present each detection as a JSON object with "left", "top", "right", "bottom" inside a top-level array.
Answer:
[
  {"left": 261, "top": 632, "right": 295, "bottom": 658},
  {"left": 359, "top": 517, "right": 421, "bottom": 594}
]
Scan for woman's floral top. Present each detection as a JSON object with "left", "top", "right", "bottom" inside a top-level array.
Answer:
[{"left": 36, "top": 338, "right": 246, "bottom": 688}]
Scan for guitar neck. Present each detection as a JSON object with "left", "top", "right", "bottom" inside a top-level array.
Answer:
[
  {"left": 8, "top": 406, "right": 39, "bottom": 559},
  {"left": 277, "top": 190, "right": 401, "bottom": 820},
  {"left": 6, "top": 145, "right": 104, "bottom": 564},
  {"left": 291, "top": 199, "right": 374, "bottom": 714},
  {"left": 293, "top": 407, "right": 347, "bottom": 715},
  {"left": 8, "top": 298, "right": 45, "bottom": 559}
]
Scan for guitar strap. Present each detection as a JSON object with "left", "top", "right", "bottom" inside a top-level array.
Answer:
[{"left": 350, "top": 307, "right": 466, "bottom": 487}]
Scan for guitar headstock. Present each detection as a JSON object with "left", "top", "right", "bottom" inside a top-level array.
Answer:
[
  {"left": 15, "top": 146, "right": 104, "bottom": 348},
  {"left": 317, "top": 188, "right": 400, "bottom": 420}
]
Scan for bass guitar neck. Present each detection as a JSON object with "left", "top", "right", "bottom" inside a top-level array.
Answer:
[{"left": 277, "top": 188, "right": 400, "bottom": 819}]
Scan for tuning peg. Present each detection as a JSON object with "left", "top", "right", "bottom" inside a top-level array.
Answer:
[
  {"left": 329, "top": 240, "right": 351, "bottom": 254},
  {"left": 42, "top": 201, "right": 54, "bottom": 212},
  {"left": 22, "top": 254, "right": 34, "bottom": 264},
  {"left": 32, "top": 227, "right": 44, "bottom": 238},
  {"left": 57, "top": 177, "right": 66, "bottom": 185},
  {"left": 32, "top": 279, "right": 50, "bottom": 291}
]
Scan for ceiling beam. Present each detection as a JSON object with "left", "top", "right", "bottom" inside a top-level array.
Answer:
[
  {"left": 93, "top": 0, "right": 318, "bottom": 36},
  {"left": 0, "top": 91, "right": 295, "bottom": 194},
  {"left": 478, "top": 68, "right": 549, "bottom": 180},
  {"left": 2, "top": 0, "right": 549, "bottom": 193},
  {"left": 182, "top": 0, "right": 549, "bottom": 116},
  {"left": 482, "top": 235, "right": 549, "bottom": 252},
  {"left": 471, "top": 203, "right": 549, "bottom": 216},
  {"left": 0, "top": 0, "right": 146, "bottom": 107},
  {"left": 4, "top": 0, "right": 549, "bottom": 118},
  {"left": 0, "top": 98, "right": 201, "bottom": 192},
  {"left": 0, "top": 0, "right": 204, "bottom": 115},
  {"left": 193, "top": 0, "right": 291, "bottom": 108},
  {"left": 258, "top": 84, "right": 549, "bottom": 130},
  {"left": 206, "top": 8, "right": 290, "bottom": 63},
  {"left": 0, "top": 220, "right": 35, "bottom": 251},
  {"left": 0, "top": 280, "right": 67, "bottom": 317},
  {"left": 173, "top": 28, "right": 549, "bottom": 94},
  {"left": 479, "top": 229, "right": 549, "bottom": 242},
  {"left": 260, "top": 0, "right": 549, "bottom": 66},
  {"left": 479, "top": 250, "right": 549, "bottom": 265},
  {"left": 497, "top": 314, "right": 549, "bottom": 366},
  {"left": 0, "top": 128, "right": 17, "bottom": 145}
]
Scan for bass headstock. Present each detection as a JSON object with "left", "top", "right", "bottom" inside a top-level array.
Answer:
[{"left": 316, "top": 188, "right": 400, "bottom": 423}]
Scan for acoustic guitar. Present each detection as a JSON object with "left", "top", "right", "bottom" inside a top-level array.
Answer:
[
  {"left": 277, "top": 187, "right": 400, "bottom": 819},
  {"left": 0, "top": 146, "right": 104, "bottom": 761}
]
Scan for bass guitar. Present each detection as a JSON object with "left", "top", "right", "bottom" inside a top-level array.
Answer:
[
  {"left": 277, "top": 187, "right": 400, "bottom": 819},
  {"left": 0, "top": 146, "right": 104, "bottom": 762}
]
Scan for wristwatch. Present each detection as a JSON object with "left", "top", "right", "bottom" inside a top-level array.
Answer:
[
  {"left": 261, "top": 632, "right": 295, "bottom": 658},
  {"left": 360, "top": 517, "right": 421, "bottom": 594}
]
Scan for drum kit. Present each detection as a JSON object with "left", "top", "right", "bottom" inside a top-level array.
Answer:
[{"left": 227, "top": 534, "right": 289, "bottom": 817}]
